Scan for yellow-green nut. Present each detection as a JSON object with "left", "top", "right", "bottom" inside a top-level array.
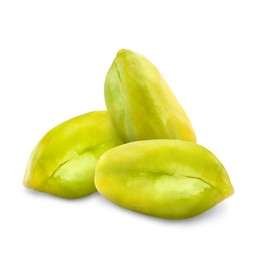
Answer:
[
  {"left": 95, "top": 140, "right": 234, "bottom": 219},
  {"left": 104, "top": 49, "right": 196, "bottom": 143},
  {"left": 24, "top": 111, "right": 123, "bottom": 199}
]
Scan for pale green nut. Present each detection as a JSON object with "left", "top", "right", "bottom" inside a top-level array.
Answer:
[
  {"left": 95, "top": 140, "right": 234, "bottom": 219},
  {"left": 24, "top": 111, "right": 123, "bottom": 198},
  {"left": 104, "top": 49, "right": 196, "bottom": 143}
]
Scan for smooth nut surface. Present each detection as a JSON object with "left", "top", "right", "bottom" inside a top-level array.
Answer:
[
  {"left": 104, "top": 49, "right": 196, "bottom": 143},
  {"left": 24, "top": 111, "right": 123, "bottom": 198},
  {"left": 95, "top": 140, "right": 234, "bottom": 219}
]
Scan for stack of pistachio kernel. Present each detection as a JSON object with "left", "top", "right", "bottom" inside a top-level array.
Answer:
[{"left": 24, "top": 49, "right": 234, "bottom": 219}]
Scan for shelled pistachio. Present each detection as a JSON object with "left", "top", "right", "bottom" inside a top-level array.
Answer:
[
  {"left": 104, "top": 49, "right": 196, "bottom": 143},
  {"left": 95, "top": 140, "right": 234, "bottom": 219},
  {"left": 24, "top": 111, "right": 123, "bottom": 198}
]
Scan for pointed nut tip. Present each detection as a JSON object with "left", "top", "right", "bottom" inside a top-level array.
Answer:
[{"left": 117, "top": 48, "right": 132, "bottom": 57}]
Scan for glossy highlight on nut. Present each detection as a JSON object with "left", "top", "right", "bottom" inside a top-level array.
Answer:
[
  {"left": 104, "top": 49, "right": 196, "bottom": 143},
  {"left": 95, "top": 140, "right": 234, "bottom": 219},
  {"left": 24, "top": 111, "right": 123, "bottom": 198}
]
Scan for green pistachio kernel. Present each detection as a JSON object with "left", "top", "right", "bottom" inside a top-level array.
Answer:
[
  {"left": 95, "top": 140, "right": 234, "bottom": 219},
  {"left": 104, "top": 49, "right": 196, "bottom": 143},
  {"left": 24, "top": 111, "right": 123, "bottom": 198}
]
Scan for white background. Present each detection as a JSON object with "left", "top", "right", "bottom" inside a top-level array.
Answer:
[{"left": 1, "top": 0, "right": 259, "bottom": 259}]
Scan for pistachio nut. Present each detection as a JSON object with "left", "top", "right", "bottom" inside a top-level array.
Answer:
[
  {"left": 95, "top": 140, "right": 234, "bottom": 219},
  {"left": 24, "top": 111, "right": 123, "bottom": 198},
  {"left": 104, "top": 49, "right": 196, "bottom": 143}
]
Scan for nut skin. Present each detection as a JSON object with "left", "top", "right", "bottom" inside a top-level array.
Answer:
[
  {"left": 95, "top": 140, "right": 234, "bottom": 219},
  {"left": 23, "top": 111, "right": 123, "bottom": 198},
  {"left": 104, "top": 49, "right": 196, "bottom": 143}
]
